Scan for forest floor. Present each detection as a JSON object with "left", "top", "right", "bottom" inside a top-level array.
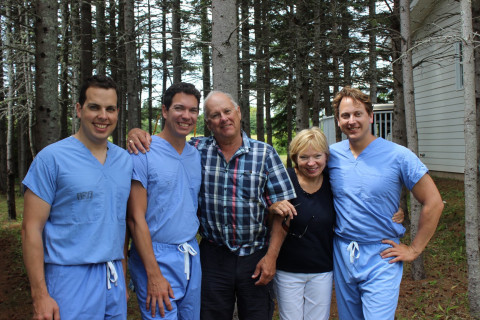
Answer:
[{"left": 0, "top": 177, "right": 474, "bottom": 319}]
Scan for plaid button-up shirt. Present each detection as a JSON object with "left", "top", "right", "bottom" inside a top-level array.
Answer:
[{"left": 190, "top": 132, "right": 296, "bottom": 256}]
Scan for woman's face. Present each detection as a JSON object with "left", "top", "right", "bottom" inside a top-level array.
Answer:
[{"left": 296, "top": 145, "right": 327, "bottom": 179}]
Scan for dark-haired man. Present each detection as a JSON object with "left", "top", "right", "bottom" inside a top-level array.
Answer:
[
  {"left": 127, "top": 83, "right": 202, "bottom": 319},
  {"left": 329, "top": 86, "right": 444, "bottom": 319},
  {"left": 127, "top": 90, "right": 297, "bottom": 320},
  {"left": 22, "top": 75, "right": 132, "bottom": 320}
]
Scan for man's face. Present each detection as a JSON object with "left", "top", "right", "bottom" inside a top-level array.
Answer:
[
  {"left": 205, "top": 93, "right": 242, "bottom": 142},
  {"left": 163, "top": 92, "right": 199, "bottom": 139},
  {"left": 76, "top": 87, "right": 118, "bottom": 145},
  {"left": 337, "top": 97, "right": 373, "bottom": 143}
]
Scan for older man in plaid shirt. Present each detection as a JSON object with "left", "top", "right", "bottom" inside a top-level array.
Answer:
[{"left": 129, "top": 90, "right": 297, "bottom": 320}]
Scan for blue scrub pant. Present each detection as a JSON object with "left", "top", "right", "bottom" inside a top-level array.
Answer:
[
  {"left": 45, "top": 260, "right": 127, "bottom": 320},
  {"left": 333, "top": 236, "right": 403, "bottom": 320},
  {"left": 199, "top": 239, "right": 275, "bottom": 320},
  {"left": 129, "top": 239, "right": 201, "bottom": 320}
]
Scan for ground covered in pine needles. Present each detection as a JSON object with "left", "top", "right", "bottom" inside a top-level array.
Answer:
[{"left": 0, "top": 177, "right": 474, "bottom": 319}]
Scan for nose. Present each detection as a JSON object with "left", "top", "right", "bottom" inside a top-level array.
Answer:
[
  {"left": 307, "top": 158, "right": 315, "bottom": 165},
  {"left": 98, "top": 108, "right": 107, "bottom": 120},
  {"left": 347, "top": 115, "right": 355, "bottom": 124}
]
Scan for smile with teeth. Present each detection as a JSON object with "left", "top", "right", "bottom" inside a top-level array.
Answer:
[
  {"left": 94, "top": 123, "right": 108, "bottom": 129},
  {"left": 178, "top": 123, "right": 191, "bottom": 127}
]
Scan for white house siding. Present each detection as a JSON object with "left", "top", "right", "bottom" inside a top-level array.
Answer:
[{"left": 411, "top": 0, "right": 464, "bottom": 174}]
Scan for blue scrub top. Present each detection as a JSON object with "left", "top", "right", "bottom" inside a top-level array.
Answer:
[
  {"left": 131, "top": 136, "right": 201, "bottom": 244},
  {"left": 23, "top": 137, "right": 133, "bottom": 265},
  {"left": 328, "top": 138, "right": 428, "bottom": 242}
]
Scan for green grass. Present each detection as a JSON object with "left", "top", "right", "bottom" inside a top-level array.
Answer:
[{"left": 0, "top": 177, "right": 474, "bottom": 319}]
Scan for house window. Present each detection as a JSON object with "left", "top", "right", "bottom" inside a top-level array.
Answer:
[{"left": 455, "top": 42, "right": 464, "bottom": 90}]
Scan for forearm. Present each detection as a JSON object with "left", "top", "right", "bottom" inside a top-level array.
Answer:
[
  {"left": 22, "top": 228, "right": 48, "bottom": 298},
  {"left": 266, "top": 215, "right": 287, "bottom": 260},
  {"left": 410, "top": 201, "right": 443, "bottom": 254},
  {"left": 127, "top": 218, "right": 163, "bottom": 278}
]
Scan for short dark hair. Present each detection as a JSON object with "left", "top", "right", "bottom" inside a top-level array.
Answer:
[
  {"left": 78, "top": 75, "right": 118, "bottom": 107},
  {"left": 163, "top": 82, "right": 201, "bottom": 110},
  {"left": 332, "top": 86, "right": 373, "bottom": 120}
]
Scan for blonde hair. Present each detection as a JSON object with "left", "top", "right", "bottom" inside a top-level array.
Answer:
[{"left": 289, "top": 127, "right": 329, "bottom": 167}]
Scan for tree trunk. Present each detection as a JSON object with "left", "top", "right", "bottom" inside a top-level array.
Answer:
[
  {"left": 0, "top": 14, "right": 5, "bottom": 194},
  {"left": 391, "top": 0, "right": 409, "bottom": 221},
  {"left": 211, "top": 0, "right": 238, "bottom": 101},
  {"left": 400, "top": 0, "right": 425, "bottom": 280},
  {"left": 172, "top": 0, "right": 182, "bottom": 83},
  {"left": 147, "top": 0, "right": 153, "bottom": 135},
  {"left": 462, "top": 0, "right": 480, "bottom": 317},
  {"left": 240, "top": 0, "right": 251, "bottom": 136},
  {"left": 294, "top": 1, "right": 309, "bottom": 131},
  {"left": 35, "top": 0, "right": 60, "bottom": 151},
  {"left": 96, "top": 0, "right": 107, "bottom": 75},
  {"left": 60, "top": 0, "right": 70, "bottom": 139},
  {"left": 263, "top": 0, "right": 272, "bottom": 146},
  {"left": 124, "top": 0, "right": 141, "bottom": 130},
  {"left": 255, "top": 0, "right": 265, "bottom": 141},
  {"left": 108, "top": 0, "right": 119, "bottom": 142},
  {"left": 200, "top": 0, "right": 211, "bottom": 137},
  {"left": 368, "top": 0, "right": 378, "bottom": 103},
  {"left": 70, "top": 0, "right": 81, "bottom": 135},
  {"left": 117, "top": 0, "right": 127, "bottom": 147},
  {"left": 161, "top": 1, "right": 168, "bottom": 131},
  {"left": 6, "top": 2, "right": 16, "bottom": 219},
  {"left": 80, "top": 0, "right": 93, "bottom": 83}
]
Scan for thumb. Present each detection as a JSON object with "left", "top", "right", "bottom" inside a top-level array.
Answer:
[{"left": 251, "top": 263, "right": 262, "bottom": 279}]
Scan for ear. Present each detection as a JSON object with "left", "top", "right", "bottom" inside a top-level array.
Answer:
[
  {"left": 162, "top": 105, "right": 168, "bottom": 119},
  {"left": 369, "top": 112, "right": 374, "bottom": 124},
  {"left": 75, "top": 103, "right": 82, "bottom": 119}
]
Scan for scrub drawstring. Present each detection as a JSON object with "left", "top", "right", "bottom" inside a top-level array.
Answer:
[
  {"left": 347, "top": 241, "right": 360, "bottom": 263},
  {"left": 106, "top": 261, "right": 118, "bottom": 289},
  {"left": 178, "top": 242, "right": 198, "bottom": 280}
]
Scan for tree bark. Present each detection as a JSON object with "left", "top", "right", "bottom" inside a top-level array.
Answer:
[
  {"left": 462, "top": 0, "right": 480, "bottom": 317},
  {"left": 34, "top": 0, "right": 60, "bottom": 151},
  {"left": 211, "top": 0, "right": 238, "bottom": 101},
  {"left": 255, "top": 0, "right": 265, "bottom": 141},
  {"left": 294, "top": 0, "right": 309, "bottom": 131},
  {"left": 60, "top": 0, "right": 70, "bottom": 139},
  {"left": 200, "top": 0, "right": 211, "bottom": 137},
  {"left": 240, "top": 0, "right": 251, "bottom": 136},
  {"left": 80, "top": 0, "right": 93, "bottom": 83},
  {"left": 6, "top": 2, "right": 16, "bottom": 219},
  {"left": 368, "top": 0, "right": 378, "bottom": 103},
  {"left": 96, "top": 0, "right": 107, "bottom": 75},
  {"left": 124, "top": 0, "right": 141, "bottom": 130},
  {"left": 400, "top": 0, "right": 425, "bottom": 280},
  {"left": 172, "top": 0, "right": 182, "bottom": 83}
]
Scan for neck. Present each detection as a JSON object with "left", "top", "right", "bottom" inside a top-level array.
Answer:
[
  {"left": 73, "top": 132, "right": 108, "bottom": 164},
  {"left": 349, "top": 135, "right": 376, "bottom": 158},
  {"left": 216, "top": 134, "right": 243, "bottom": 162},
  {"left": 158, "top": 130, "right": 186, "bottom": 154},
  {"left": 295, "top": 168, "right": 324, "bottom": 193}
]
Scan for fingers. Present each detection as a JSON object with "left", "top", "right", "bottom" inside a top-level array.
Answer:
[
  {"left": 270, "top": 200, "right": 297, "bottom": 219},
  {"left": 126, "top": 129, "right": 152, "bottom": 154},
  {"left": 126, "top": 139, "right": 139, "bottom": 154}
]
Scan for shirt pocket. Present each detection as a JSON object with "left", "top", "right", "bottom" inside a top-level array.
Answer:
[
  {"left": 236, "top": 170, "right": 267, "bottom": 200},
  {"left": 63, "top": 176, "right": 104, "bottom": 224}
]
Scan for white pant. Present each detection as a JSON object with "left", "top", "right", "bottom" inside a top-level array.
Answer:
[{"left": 273, "top": 270, "right": 333, "bottom": 320}]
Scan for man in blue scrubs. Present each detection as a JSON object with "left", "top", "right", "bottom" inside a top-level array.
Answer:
[
  {"left": 328, "top": 86, "right": 444, "bottom": 319},
  {"left": 127, "top": 83, "right": 202, "bottom": 319},
  {"left": 22, "top": 75, "right": 132, "bottom": 320}
]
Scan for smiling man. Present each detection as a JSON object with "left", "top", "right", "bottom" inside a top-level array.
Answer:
[
  {"left": 22, "top": 75, "right": 132, "bottom": 320},
  {"left": 328, "top": 86, "right": 444, "bottom": 319},
  {"left": 127, "top": 82, "right": 202, "bottom": 319},
  {"left": 127, "top": 90, "right": 297, "bottom": 320}
]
